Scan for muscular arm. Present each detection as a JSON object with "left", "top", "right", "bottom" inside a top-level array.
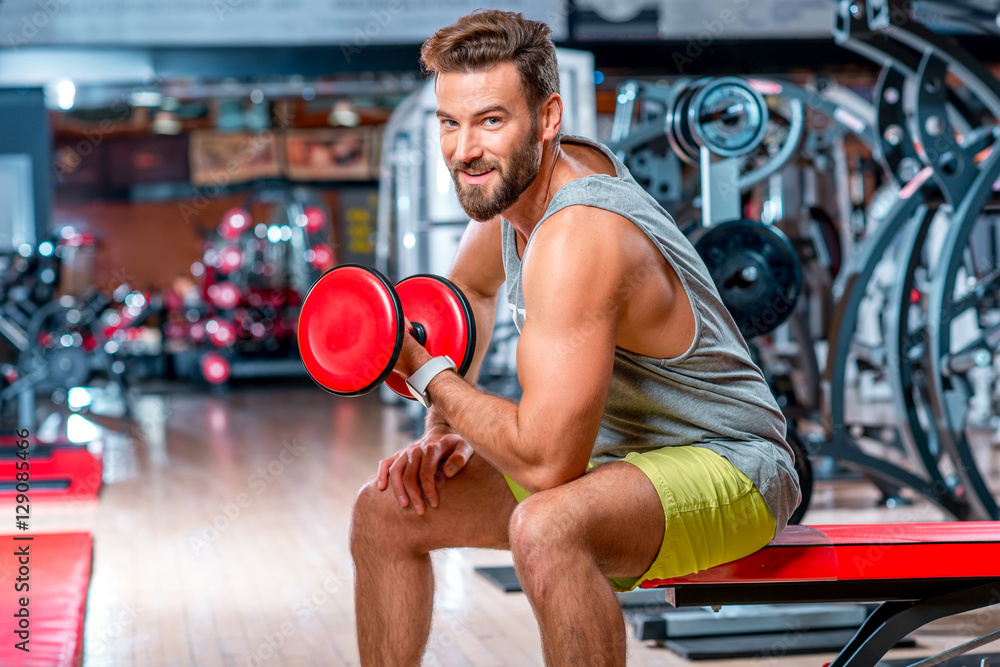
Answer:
[{"left": 420, "top": 209, "right": 625, "bottom": 492}]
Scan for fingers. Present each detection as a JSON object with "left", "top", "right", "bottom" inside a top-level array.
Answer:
[
  {"left": 388, "top": 453, "right": 414, "bottom": 511},
  {"left": 401, "top": 448, "right": 427, "bottom": 515},
  {"left": 379, "top": 434, "right": 472, "bottom": 514},
  {"left": 377, "top": 452, "right": 399, "bottom": 491},
  {"left": 402, "top": 316, "right": 419, "bottom": 343},
  {"left": 388, "top": 447, "right": 432, "bottom": 515},
  {"left": 442, "top": 439, "right": 474, "bottom": 477},
  {"left": 419, "top": 447, "right": 442, "bottom": 510}
]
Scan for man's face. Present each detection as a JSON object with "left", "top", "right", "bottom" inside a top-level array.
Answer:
[{"left": 435, "top": 63, "right": 542, "bottom": 221}]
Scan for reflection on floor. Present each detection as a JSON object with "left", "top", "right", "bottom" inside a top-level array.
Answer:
[{"left": 13, "top": 384, "right": 998, "bottom": 667}]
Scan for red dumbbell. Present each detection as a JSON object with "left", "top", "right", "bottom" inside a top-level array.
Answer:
[
  {"left": 207, "top": 281, "right": 241, "bottom": 310},
  {"left": 302, "top": 206, "right": 327, "bottom": 234},
  {"left": 219, "top": 208, "right": 251, "bottom": 240},
  {"left": 207, "top": 319, "right": 237, "bottom": 347},
  {"left": 307, "top": 244, "right": 334, "bottom": 271},
  {"left": 297, "top": 265, "right": 476, "bottom": 399},
  {"left": 215, "top": 245, "right": 243, "bottom": 274},
  {"left": 200, "top": 352, "right": 231, "bottom": 385}
]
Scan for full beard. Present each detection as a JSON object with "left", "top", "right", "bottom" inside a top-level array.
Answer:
[{"left": 450, "top": 124, "right": 541, "bottom": 222}]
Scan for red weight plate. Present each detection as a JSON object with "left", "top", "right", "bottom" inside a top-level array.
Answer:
[
  {"left": 219, "top": 207, "right": 251, "bottom": 240},
  {"left": 309, "top": 244, "right": 334, "bottom": 271},
  {"left": 303, "top": 206, "right": 327, "bottom": 234},
  {"left": 200, "top": 352, "right": 231, "bottom": 385},
  {"left": 386, "top": 275, "right": 476, "bottom": 400},
  {"left": 190, "top": 322, "right": 207, "bottom": 343},
  {"left": 208, "top": 281, "right": 241, "bottom": 310},
  {"left": 207, "top": 319, "right": 237, "bottom": 347},
  {"left": 217, "top": 245, "right": 243, "bottom": 274},
  {"left": 298, "top": 265, "right": 404, "bottom": 396}
]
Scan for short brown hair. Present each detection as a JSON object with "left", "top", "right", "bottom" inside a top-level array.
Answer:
[{"left": 420, "top": 10, "right": 560, "bottom": 114}]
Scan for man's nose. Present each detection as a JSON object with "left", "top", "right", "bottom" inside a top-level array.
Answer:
[{"left": 453, "top": 128, "right": 484, "bottom": 166}]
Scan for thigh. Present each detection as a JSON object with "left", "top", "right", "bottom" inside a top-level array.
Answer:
[
  {"left": 520, "top": 446, "right": 775, "bottom": 586},
  {"left": 518, "top": 459, "right": 666, "bottom": 579},
  {"left": 356, "top": 451, "right": 518, "bottom": 553}
]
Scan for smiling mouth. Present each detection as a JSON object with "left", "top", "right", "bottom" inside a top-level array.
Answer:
[{"left": 463, "top": 168, "right": 494, "bottom": 177}]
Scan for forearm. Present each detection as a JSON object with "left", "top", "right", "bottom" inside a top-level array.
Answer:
[
  {"left": 424, "top": 285, "right": 497, "bottom": 430},
  {"left": 424, "top": 371, "right": 546, "bottom": 486}
]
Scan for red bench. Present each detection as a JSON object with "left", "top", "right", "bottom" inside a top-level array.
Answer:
[{"left": 643, "top": 523, "right": 1000, "bottom": 666}]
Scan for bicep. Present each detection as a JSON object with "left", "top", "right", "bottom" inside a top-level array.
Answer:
[{"left": 516, "top": 314, "right": 617, "bottom": 475}]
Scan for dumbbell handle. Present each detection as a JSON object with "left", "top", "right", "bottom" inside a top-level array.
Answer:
[{"left": 409, "top": 321, "right": 427, "bottom": 346}]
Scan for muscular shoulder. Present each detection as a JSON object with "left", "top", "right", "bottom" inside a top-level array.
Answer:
[
  {"left": 521, "top": 206, "right": 641, "bottom": 316},
  {"left": 524, "top": 205, "right": 655, "bottom": 276}
]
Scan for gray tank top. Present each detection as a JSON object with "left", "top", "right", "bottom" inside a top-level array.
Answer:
[{"left": 500, "top": 135, "right": 800, "bottom": 536}]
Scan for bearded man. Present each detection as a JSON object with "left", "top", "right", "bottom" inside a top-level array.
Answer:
[{"left": 349, "top": 10, "right": 801, "bottom": 666}]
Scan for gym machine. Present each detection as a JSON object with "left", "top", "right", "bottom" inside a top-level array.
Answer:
[
  {"left": 822, "top": 0, "right": 1000, "bottom": 521},
  {"left": 0, "top": 235, "right": 143, "bottom": 431}
]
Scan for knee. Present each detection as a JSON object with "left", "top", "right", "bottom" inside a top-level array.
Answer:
[
  {"left": 508, "top": 495, "right": 583, "bottom": 584},
  {"left": 349, "top": 478, "right": 401, "bottom": 559}
]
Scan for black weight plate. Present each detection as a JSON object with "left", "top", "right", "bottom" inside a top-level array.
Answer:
[
  {"left": 665, "top": 80, "right": 702, "bottom": 166},
  {"left": 694, "top": 219, "right": 802, "bottom": 339},
  {"left": 689, "top": 77, "right": 769, "bottom": 158}
]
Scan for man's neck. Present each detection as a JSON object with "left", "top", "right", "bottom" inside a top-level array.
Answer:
[{"left": 501, "top": 138, "right": 567, "bottom": 245}]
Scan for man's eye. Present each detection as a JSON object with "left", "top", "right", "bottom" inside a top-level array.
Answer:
[
  {"left": 442, "top": 119, "right": 457, "bottom": 128},
  {"left": 484, "top": 117, "right": 501, "bottom": 126}
]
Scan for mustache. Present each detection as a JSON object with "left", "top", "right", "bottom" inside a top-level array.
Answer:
[{"left": 452, "top": 160, "right": 499, "bottom": 172}]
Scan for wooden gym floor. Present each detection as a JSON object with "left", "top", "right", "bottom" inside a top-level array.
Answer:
[{"left": 18, "top": 383, "right": 1000, "bottom": 666}]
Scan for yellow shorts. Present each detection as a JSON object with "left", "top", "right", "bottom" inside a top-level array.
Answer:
[{"left": 502, "top": 445, "right": 776, "bottom": 592}]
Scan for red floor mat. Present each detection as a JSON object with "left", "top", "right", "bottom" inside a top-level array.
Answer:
[
  {"left": 0, "top": 532, "right": 92, "bottom": 666},
  {"left": 0, "top": 445, "right": 102, "bottom": 500}
]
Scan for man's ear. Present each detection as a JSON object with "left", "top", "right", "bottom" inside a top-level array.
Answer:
[{"left": 539, "top": 92, "right": 563, "bottom": 141}]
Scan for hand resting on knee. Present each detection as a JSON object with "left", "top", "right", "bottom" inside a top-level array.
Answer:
[{"left": 376, "top": 407, "right": 475, "bottom": 516}]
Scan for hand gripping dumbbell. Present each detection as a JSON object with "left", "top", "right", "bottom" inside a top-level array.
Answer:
[{"left": 297, "top": 264, "right": 477, "bottom": 400}]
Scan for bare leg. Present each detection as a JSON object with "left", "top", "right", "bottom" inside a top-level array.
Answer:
[
  {"left": 509, "top": 462, "right": 665, "bottom": 667},
  {"left": 350, "top": 453, "right": 517, "bottom": 666}
]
